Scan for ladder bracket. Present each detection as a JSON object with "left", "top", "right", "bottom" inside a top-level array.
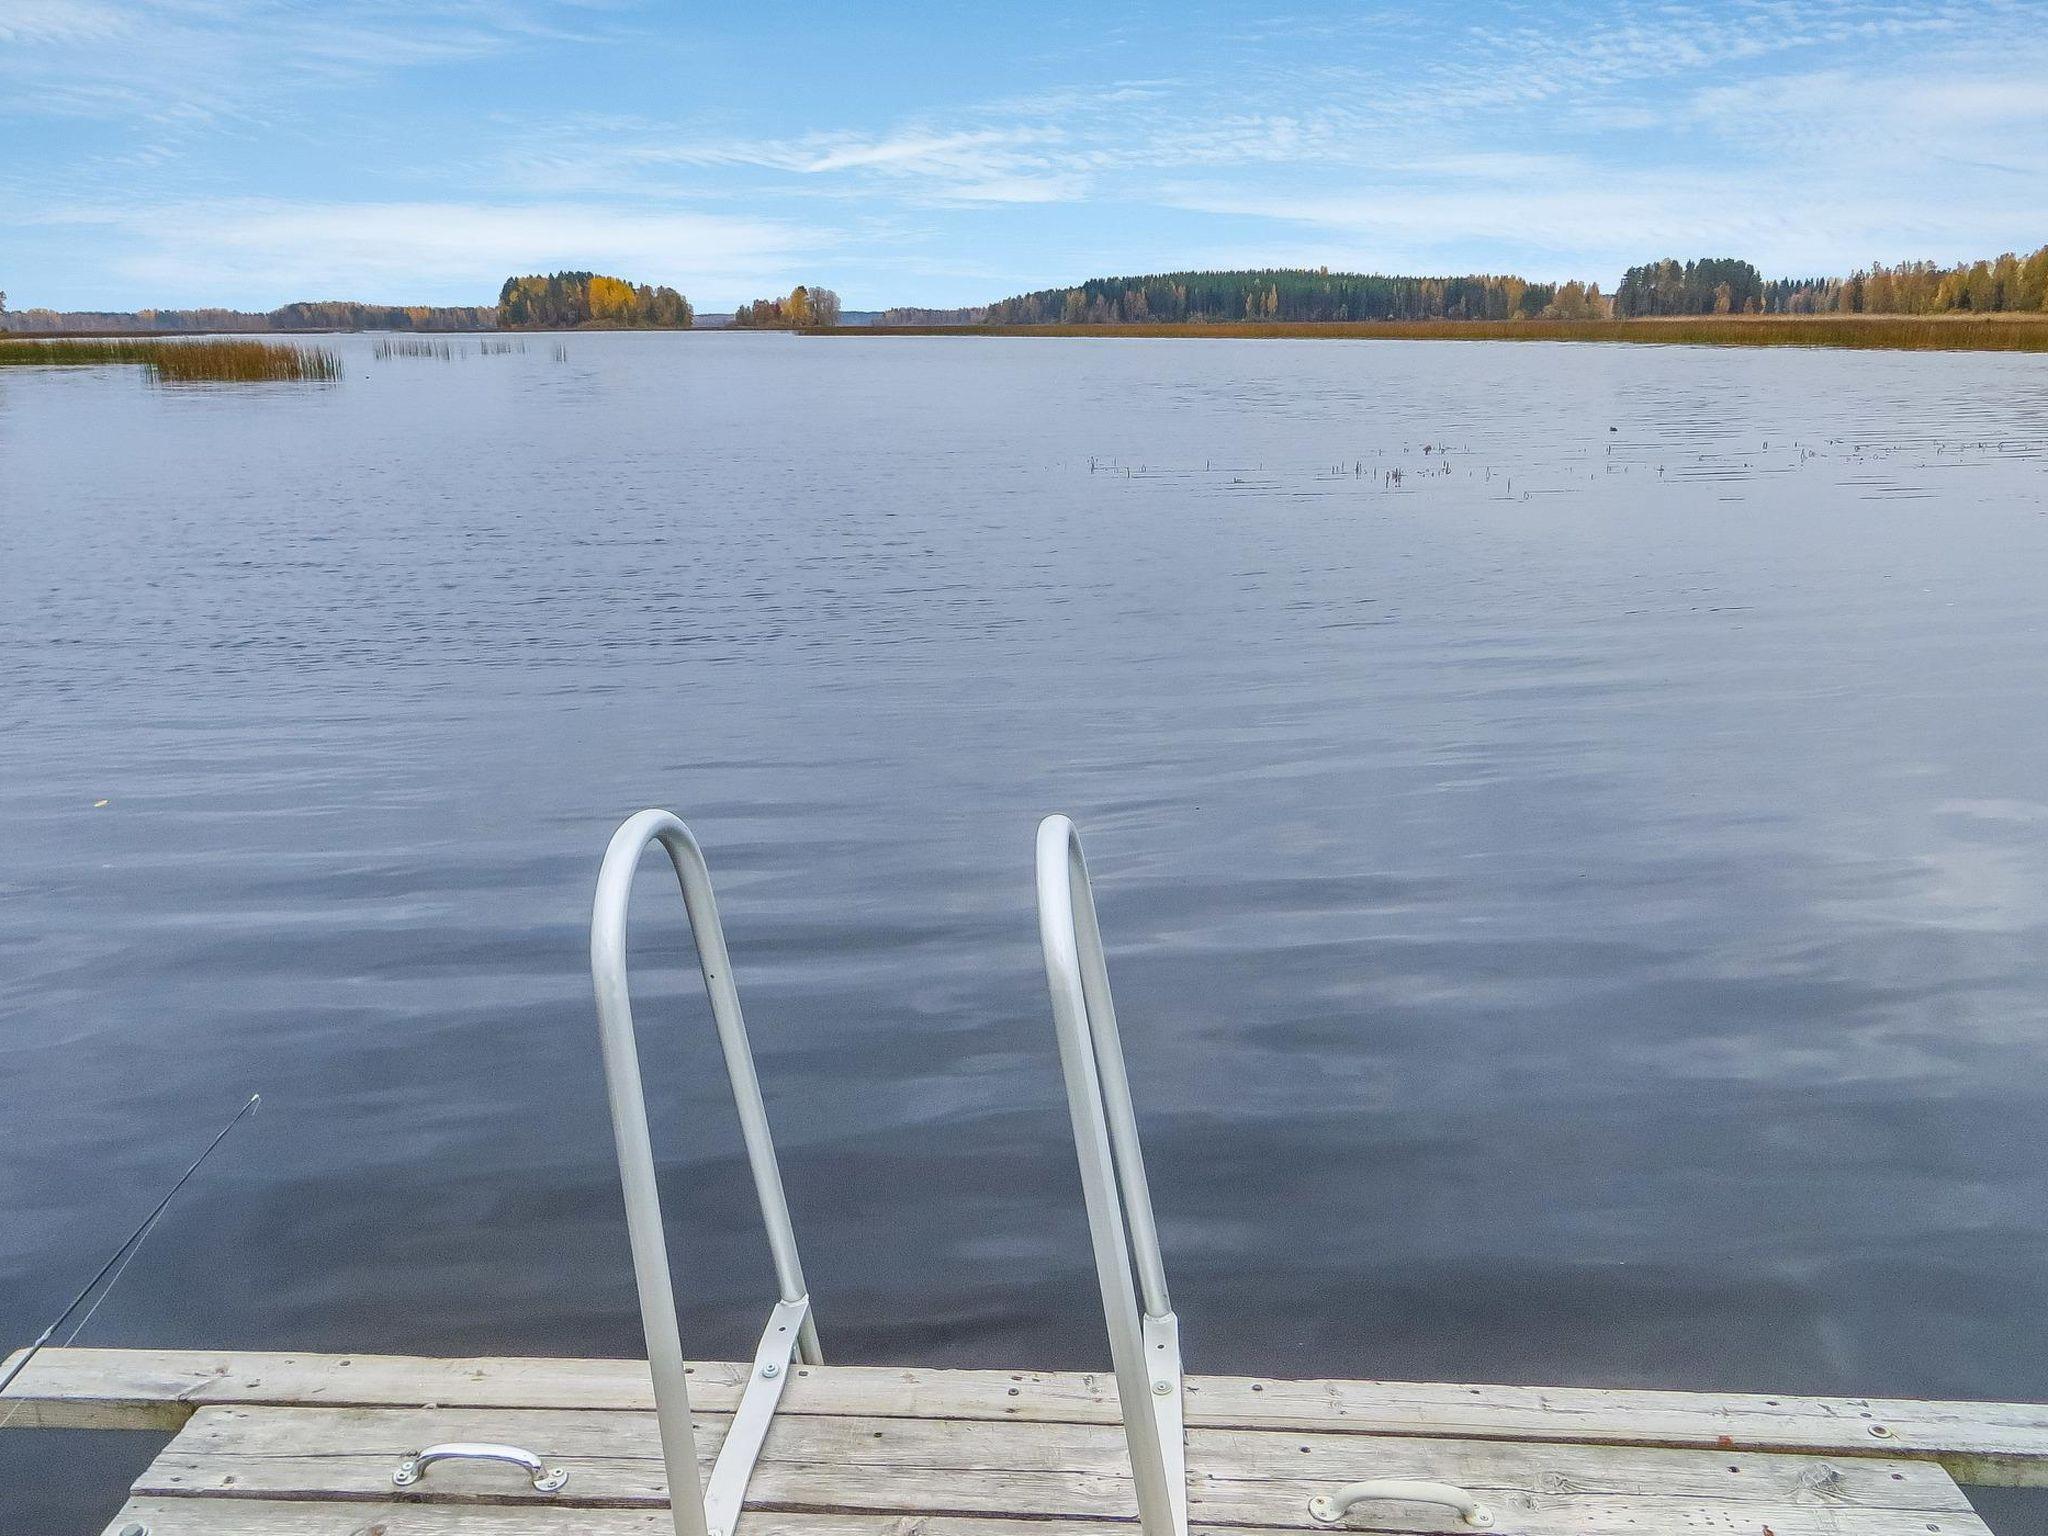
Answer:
[
  {"left": 703, "top": 1295, "right": 811, "bottom": 1536},
  {"left": 1142, "top": 1310, "right": 1187, "bottom": 1532}
]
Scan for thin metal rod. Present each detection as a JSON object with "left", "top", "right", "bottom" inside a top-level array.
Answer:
[
  {"left": 0, "top": 1093, "right": 260, "bottom": 1403},
  {"left": 1037, "top": 815, "right": 1179, "bottom": 1536},
  {"left": 591, "top": 810, "right": 819, "bottom": 1536},
  {"left": 1063, "top": 840, "right": 1172, "bottom": 1319}
]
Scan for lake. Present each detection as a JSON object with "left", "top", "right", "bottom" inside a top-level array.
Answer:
[{"left": 5, "top": 333, "right": 2048, "bottom": 1529}]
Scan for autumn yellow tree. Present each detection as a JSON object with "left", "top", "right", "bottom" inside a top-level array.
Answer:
[
  {"left": 1540, "top": 280, "right": 1607, "bottom": 320},
  {"left": 589, "top": 275, "right": 636, "bottom": 324}
]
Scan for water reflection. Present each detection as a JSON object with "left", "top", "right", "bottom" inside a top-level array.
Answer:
[{"left": 2, "top": 334, "right": 2047, "bottom": 1528}]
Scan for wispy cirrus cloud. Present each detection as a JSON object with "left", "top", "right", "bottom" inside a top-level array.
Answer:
[
  {"left": 1687, "top": 59, "right": 2048, "bottom": 152},
  {"left": 504, "top": 121, "right": 1096, "bottom": 206},
  {"left": 0, "top": 0, "right": 128, "bottom": 45},
  {"left": 0, "top": 0, "right": 626, "bottom": 122}
]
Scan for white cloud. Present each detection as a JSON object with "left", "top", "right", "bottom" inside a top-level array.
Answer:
[
  {"left": 801, "top": 131, "right": 1044, "bottom": 175},
  {"left": 0, "top": 0, "right": 127, "bottom": 44},
  {"left": 520, "top": 123, "right": 1094, "bottom": 206},
  {"left": 30, "top": 200, "right": 821, "bottom": 306},
  {"left": 0, "top": 0, "right": 622, "bottom": 123},
  {"left": 1689, "top": 57, "right": 2048, "bottom": 141},
  {"left": 1909, "top": 77, "right": 2048, "bottom": 121},
  {"left": 1160, "top": 158, "right": 2048, "bottom": 281}
]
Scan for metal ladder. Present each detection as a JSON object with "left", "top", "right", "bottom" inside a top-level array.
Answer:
[
  {"left": 590, "top": 808, "right": 821, "bottom": 1536},
  {"left": 1038, "top": 816, "right": 1494, "bottom": 1535},
  {"left": 1036, "top": 814, "right": 1187, "bottom": 1536}
]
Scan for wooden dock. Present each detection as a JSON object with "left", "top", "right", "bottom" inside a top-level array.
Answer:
[{"left": 8, "top": 1346, "right": 2047, "bottom": 1534}]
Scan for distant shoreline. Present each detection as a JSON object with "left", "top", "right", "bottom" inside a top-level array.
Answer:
[
  {"left": 0, "top": 327, "right": 509, "bottom": 340},
  {"left": 13, "top": 313, "right": 2045, "bottom": 352},
  {"left": 809, "top": 314, "right": 2048, "bottom": 352}
]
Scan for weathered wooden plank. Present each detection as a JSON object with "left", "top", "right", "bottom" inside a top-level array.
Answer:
[
  {"left": 14, "top": 1347, "right": 2048, "bottom": 1485},
  {"left": 0, "top": 1348, "right": 694, "bottom": 1430},
  {"left": 134, "top": 1403, "right": 1990, "bottom": 1535},
  {"left": 1188, "top": 1378, "right": 2048, "bottom": 1490},
  {"left": 100, "top": 1500, "right": 1175, "bottom": 1536}
]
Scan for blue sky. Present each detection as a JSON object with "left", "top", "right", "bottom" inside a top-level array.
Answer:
[{"left": 2, "top": 0, "right": 2045, "bottom": 312}]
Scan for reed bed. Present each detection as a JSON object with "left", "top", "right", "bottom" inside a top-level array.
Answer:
[
  {"left": 374, "top": 337, "right": 454, "bottom": 360},
  {"left": 826, "top": 315, "right": 2048, "bottom": 352},
  {"left": 373, "top": 336, "right": 528, "bottom": 359},
  {"left": 0, "top": 337, "right": 343, "bottom": 381}
]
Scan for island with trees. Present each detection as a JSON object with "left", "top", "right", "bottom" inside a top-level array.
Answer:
[
  {"left": 729, "top": 285, "right": 843, "bottom": 328},
  {"left": 496, "top": 272, "right": 691, "bottom": 329}
]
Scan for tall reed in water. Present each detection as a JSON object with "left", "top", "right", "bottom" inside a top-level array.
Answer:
[
  {"left": 374, "top": 337, "right": 455, "bottom": 360},
  {"left": 0, "top": 338, "right": 343, "bottom": 381}
]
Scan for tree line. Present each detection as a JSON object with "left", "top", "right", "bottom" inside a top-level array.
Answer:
[
  {"left": 15, "top": 243, "right": 2045, "bottom": 338},
  {"left": 879, "top": 305, "right": 988, "bottom": 325},
  {"left": 497, "top": 272, "right": 691, "bottom": 329},
  {"left": 985, "top": 246, "right": 2048, "bottom": 327},
  {"left": 270, "top": 301, "right": 495, "bottom": 330},
  {"left": 730, "top": 285, "right": 843, "bottom": 328},
  {"left": 0, "top": 300, "right": 494, "bottom": 332},
  {"left": 981, "top": 268, "right": 1619, "bottom": 324},
  {"left": 1617, "top": 249, "right": 2048, "bottom": 316},
  {"left": 1761, "top": 248, "right": 2048, "bottom": 314}
]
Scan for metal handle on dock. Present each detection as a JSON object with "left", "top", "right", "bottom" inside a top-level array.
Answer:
[
  {"left": 394, "top": 1442, "right": 569, "bottom": 1492},
  {"left": 1309, "top": 1479, "right": 1495, "bottom": 1528},
  {"left": 592, "top": 809, "right": 822, "bottom": 1536},
  {"left": 1037, "top": 815, "right": 1185, "bottom": 1536}
]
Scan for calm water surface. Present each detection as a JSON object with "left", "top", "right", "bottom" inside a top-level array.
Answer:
[{"left": 5, "top": 334, "right": 2048, "bottom": 1528}]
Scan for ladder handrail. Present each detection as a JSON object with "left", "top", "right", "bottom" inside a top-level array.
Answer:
[
  {"left": 1036, "top": 814, "right": 1185, "bottom": 1536},
  {"left": 591, "top": 809, "right": 821, "bottom": 1536}
]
